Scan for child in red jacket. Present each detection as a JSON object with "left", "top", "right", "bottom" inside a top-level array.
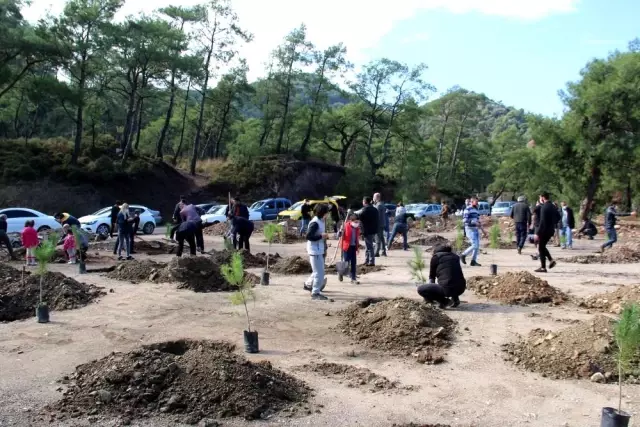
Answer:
[
  {"left": 341, "top": 212, "right": 360, "bottom": 284},
  {"left": 21, "top": 220, "right": 38, "bottom": 266},
  {"left": 62, "top": 228, "right": 77, "bottom": 264}
]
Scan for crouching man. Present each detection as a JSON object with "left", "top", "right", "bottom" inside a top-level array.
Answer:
[
  {"left": 417, "top": 244, "right": 466, "bottom": 308},
  {"left": 175, "top": 221, "right": 198, "bottom": 257}
]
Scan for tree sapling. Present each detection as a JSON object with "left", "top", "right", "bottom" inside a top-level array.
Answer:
[
  {"left": 613, "top": 303, "right": 640, "bottom": 415},
  {"left": 34, "top": 234, "right": 57, "bottom": 322},
  {"left": 261, "top": 223, "right": 280, "bottom": 285},
  {"left": 408, "top": 246, "right": 428, "bottom": 285}
]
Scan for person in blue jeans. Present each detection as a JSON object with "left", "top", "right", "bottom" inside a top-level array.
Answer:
[
  {"left": 601, "top": 201, "right": 636, "bottom": 252},
  {"left": 460, "top": 197, "right": 486, "bottom": 267},
  {"left": 559, "top": 201, "right": 575, "bottom": 249},
  {"left": 387, "top": 202, "right": 409, "bottom": 251},
  {"left": 305, "top": 204, "right": 330, "bottom": 300}
]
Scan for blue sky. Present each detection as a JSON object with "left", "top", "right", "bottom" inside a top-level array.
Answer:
[{"left": 24, "top": 0, "right": 639, "bottom": 116}]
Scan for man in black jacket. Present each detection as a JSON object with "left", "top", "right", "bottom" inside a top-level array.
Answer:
[
  {"left": 300, "top": 199, "right": 312, "bottom": 236},
  {"left": 373, "top": 193, "right": 387, "bottom": 257},
  {"left": 510, "top": 196, "right": 531, "bottom": 254},
  {"left": 228, "top": 214, "right": 255, "bottom": 252},
  {"left": 0, "top": 214, "right": 17, "bottom": 260},
  {"left": 559, "top": 201, "right": 575, "bottom": 249},
  {"left": 417, "top": 245, "right": 466, "bottom": 308},
  {"left": 170, "top": 196, "right": 186, "bottom": 241},
  {"left": 357, "top": 196, "right": 379, "bottom": 266},
  {"left": 534, "top": 192, "right": 560, "bottom": 272},
  {"left": 175, "top": 220, "right": 197, "bottom": 257},
  {"left": 109, "top": 201, "right": 121, "bottom": 238}
]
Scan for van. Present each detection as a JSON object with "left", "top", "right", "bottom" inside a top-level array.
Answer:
[
  {"left": 249, "top": 198, "right": 292, "bottom": 221},
  {"left": 477, "top": 201, "right": 491, "bottom": 216}
]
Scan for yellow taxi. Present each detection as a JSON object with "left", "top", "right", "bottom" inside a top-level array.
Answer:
[{"left": 276, "top": 196, "right": 346, "bottom": 221}]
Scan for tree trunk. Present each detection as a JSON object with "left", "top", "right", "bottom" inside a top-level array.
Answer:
[
  {"left": 276, "top": 58, "right": 295, "bottom": 154},
  {"left": 134, "top": 97, "right": 144, "bottom": 151},
  {"left": 300, "top": 62, "right": 326, "bottom": 154},
  {"left": 192, "top": 55, "right": 213, "bottom": 175},
  {"left": 172, "top": 79, "right": 191, "bottom": 166},
  {"left": 434, "top": 115, "right": 449, "bottom": 185},
  {"left": 156, "top": 69, "right": 177, "bottom": 159},
  {"left": 121, "top": 86, "right": 137, "bottom": 153},
  {"left": 626, "top": 177, "right": 632, "bottom": 211},
  {"left": 71, "top": 61, "right": 87, "bottom": 165},
  {"left": 449, "top": 114, "right": 467, "bottom": 178},
  {"left": 581, "top": 165, "right": 601, "bottom": 221}
]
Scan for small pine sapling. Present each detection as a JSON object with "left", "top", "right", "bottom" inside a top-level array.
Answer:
[
  {"left": 408, "top": 247, "right": 428, "bottom": 285},
  {"left": 614, "top": 303, "right": 640, "bottom": 414},
  {"left": 489, "top": 221, "right": 501, "bottom": 262},
  {"left": 262, "top": 223, "right": 280, "bottom": 271},
  {"left": 71, "top": 226, "right": 87, "bottom": 272},
  {"left": 221, "top": 252, "right": 255, "bottom": 332},
  {"left": 506, "top": 229, "right": 514, "bottom": 244},
  {"left": 165, "top": 224, "right": 172, "bottom": 240},
  {"left": 419, "top": 217, "right": 426, "bottom": 230},
  {"left": 34, "top": 234, "right": 57, "bottom": 307}
]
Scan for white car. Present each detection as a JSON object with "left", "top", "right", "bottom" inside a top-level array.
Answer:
[
  {"left": 249, "top": 209, "right": 262, "bottom": 221},
  {"left": 79, "top": 205, "right": 156, "bottom": 236},
  {"left": 0, "top": 208, "right": 61, "bottom": 234},
  {"left": 201, "top": 205, "right": 228, "bottom": 225}
]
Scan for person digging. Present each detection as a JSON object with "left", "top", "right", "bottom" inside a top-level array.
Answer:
[
  {"left": 417, "top": 244, "right": 466, "bottom": 309},
  {"left": 175, "top": 220, "right": 198, "bottom": 257}
]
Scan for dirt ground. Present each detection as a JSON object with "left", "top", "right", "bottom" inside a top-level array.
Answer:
[{"left": 1, "top": 231, "right": 640, "bottom": 427}]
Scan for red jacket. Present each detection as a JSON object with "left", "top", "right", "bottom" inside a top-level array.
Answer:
[
  {"left": 21, "top": 226, "right": 39, "bottom": 248},
  {"left": 342, "top": 222, "right": 360, "bottom": 252}
]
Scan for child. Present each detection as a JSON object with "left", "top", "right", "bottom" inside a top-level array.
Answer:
[
  {"left": 21, "top": 220, "right": 38, "bottom": 266},
  {"left": 341, "top": 212, "right": 360, "bottom": 284},
  {"left": 63, "top": 228, "right": 77, "bottom": 264}
]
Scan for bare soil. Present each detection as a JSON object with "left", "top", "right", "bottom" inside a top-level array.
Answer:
[
  {"left": 203, "top": 222, "right": 229, "bottom": 237},
  {"left": 0, "top": 264, "right": 105, "bottom": 322},
  {"left": 326, "top": 264, "right": 385, "bottom": 275},
  {"left": 409, "top": 235, "right": 451, "bottom": 248},
  {"left": 42, "top": 339, "right": 311, "bottom": 425},
  {"left": 563, "top": 242, "right": 640, "bottom": 264},
  {"left": 467, "top": 271, "right": 568, "bottom": 305},
  {"left": 502, "top": 315, "right": 619, "bottom": 381},
  {"left": 270, "top": 256, "right": 312, "bottom": 275},
  {"left": 338, "top": 297, "right": 454, "bottom": 364},
  {"left": 90, "top": 239, "right": 178, "bottom": 256},
  {"left": 294, "top": 362, "right": 408, "bottom": 393},
  {"left": 209, "top": 249, "right": 281, "bottom": 269},
  {"left": 579, "top": 285, "right": 640, "bottom": 314}
]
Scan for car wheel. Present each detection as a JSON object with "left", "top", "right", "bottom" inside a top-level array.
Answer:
[
  {"left": 37, "top": 225, "right": 51, "bottom": 233},
  {"left": 96, "top": 224, "right": 110, "bottom": 237},
  {"left": 143, "top": 222, "right": 155, "bottom": 235}
]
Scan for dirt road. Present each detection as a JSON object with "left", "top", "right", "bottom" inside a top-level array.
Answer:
[{"left": 0, "top": 233, "right": 639, "bottom": 427}]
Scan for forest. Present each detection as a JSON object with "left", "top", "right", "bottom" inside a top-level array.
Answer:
[{"left": 1, "top": 0, "right": 639, "bottom": 217}]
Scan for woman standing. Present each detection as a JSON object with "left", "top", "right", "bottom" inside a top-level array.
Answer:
[
  {"left": 306, "top": 204, "right": 330, "bottom": 301},
  {"left": 116, "top": 203, "right": 133, "bottom": 261}
]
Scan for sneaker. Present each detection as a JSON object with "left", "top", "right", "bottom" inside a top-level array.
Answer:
[
  {"left": 117, "top": 256, "right": 124, "bottom": 261},
  {"left": 438, "top": 298, "right": 453, "bottom": 309},
  {"left": 126, "top": 256, "right": 134, "bottom": 261},
  {"left": 350, "top": 280, "right": 360, "bottom": 285},
  {"left": 549, "top": 260, "right": 556, "bottom": 269},
  {"left": 311, "top": 293, "right": 328, "bottom": 301},
  {"left": 534, "top": 267, "right": 547, "bottom": 273},
  {"left": 470, "top": 260, "right": 481, "bottom": 267},
  {"left": 530, "top": 254, "right": 539, "bottom": 261},
  {"left": 338, "top": 274, "right": 343, "bottom": 282},
  {"left": 303, "top": 283, "right": 312, "bottom": 292},
  {"left": 517, "top": 248, "right": 522, "bottom": 255},
  {"left": 460, "top": 255, "right": 467, "bottom": 265}
]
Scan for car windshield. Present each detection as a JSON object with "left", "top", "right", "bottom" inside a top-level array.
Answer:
[
  {"left": 207, "top": 206, "right": 225, "bottom": 214},
  {"left": 290, "top": 202, "right": 304, "bottom": 211},
  {"left": 406, "top": 204, "right": 424, "bottom": 212},
  {"left": 250, "top": 202, "right": 265, "bottom": 210},
  {"left": 91, "top": 207, "right": 111, "bottom": 216},
  {"left": 495, "top": 202, "right": 511, "bottom": 208}
]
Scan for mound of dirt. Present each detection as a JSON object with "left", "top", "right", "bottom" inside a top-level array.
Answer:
[
  {"left": 209, "top": 249, "right": 281, "bottom": 269},
  {"left": 326, "top": 264, "right": 385, "bottom": 275},
  {"left": 338, "top": 297, "right": 455, "bottom": 363},
  {"left": 266, "top": 231, "right": 306, "bottom": 244},
  {"left": 502, "top": 315, "right": 619, "bottom": 380},
  {"left": 271, "top": 256, "right": 312, "bottom": 275},
  {"left": 203, "top": 222, "right": 229, "bottom": 236},
  {"left": 90, "top": 239, "right": 177, "bottom": 255},
  {"left": 409, "top": 235, "right": 451, "bottom": 248},
  {"left": 0, "top": 264, "right": 105, "bottom": 322},
  {"left": 392, "top": 424, "right": 451, "bottom": 427},
  {"left": 563, "top": 243, "right": 640, "bottom": 264},
  {"left": 106, "top": 260, "right": 165, "bottom": 283},
  {"left": 467, "top": 271, "right": 567, "bottom": 305},
  {"left": 482, "top": 241, "right": 517, "bottom": 250},
  {"left": 44, "top": 339, "right": 311, "bottom": 424},
  {"left": 579, "top": 285, "right": 640, "bottom": 314},
  {"left": 106, "top": 257, "right": 259, "bottom": 292},
  {"left": 295, "top": 362, "right": 405, "bottom": 393}
]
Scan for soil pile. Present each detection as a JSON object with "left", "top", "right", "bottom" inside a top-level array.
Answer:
[
  {"left": 0, "top": 264, "right": 104, "bottom": 322},
  {"left": 563, "top": 243, "right": 640, "bottom": 264},
  {"left": 392, "top": 424, "right": 451, "bottom": 427},
  {"left": 45, "top": 339, "right": 311, "bottom": 424},
  {"left": 209, "top": 249, "right": 281, "bottom": 269},
  {"left": 467, "top": 271, "right": 567, "bottom": 305},
  {"left": 579, "top": 285, "right": 640, "bottom": 314},
  {"left": 90, "top": 239, "right": 177, "bottom": 255},
  {"left": 338, "top": 297, "right": 455, "bottom": 363},
  {"left": 107, "top": 260, "right": 165, "bottom": 283},
  {"left": 267, "top": 231, "right": 306, "bottom": 244},
  {"left": 482, "top": 241, "right": 517, "bottom": 250},
  {"left": 502, "top": 315, "right": 619, "bottom": 380},
  {"left": 295, "top": 362, "right": 404, "bottom": 392},
  {"left": 271, "top": 256, "right": 312, "bottom": 275},
  {"left": 409, "top": 235, "right": 451, "bottom": 248},
  {"left": 326, "top": 264, "right": 384, "bottom": 275},
  {"left": 203, "top": 222, "right": 229, "bottom": 237}
]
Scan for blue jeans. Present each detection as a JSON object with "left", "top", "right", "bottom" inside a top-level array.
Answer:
[
  {"left": 364, "top": 234, "right": 375, "bottom": 265},
  {"left": 462, "top": 227, "right": 479, "bottom": 262},
  {"left": 117, "top": 230, "right": 130, "bottom": 257},
  {"left": 515, "top": 222, "right": 528, "bottom": 249},
  {"left": 308, "top": 254, "right": 325, "bottom": 295},
  {"left": 388, "top": 223, "right": 408, "bottom": 250},
  {"left": 561, "top": 225, "right": 573, "bottom": 248},
  {"left": 603, "top": 227, "right": 617, "bottom": 249},
  {"left": 300, "top": 219, "right": 310, "bottom": 236}
]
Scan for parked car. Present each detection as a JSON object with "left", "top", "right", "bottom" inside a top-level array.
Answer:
[
  {"left": 385, "top": 203, "right": 397, "bottom": 217},
  {"left": 147, "top": 208, "right": 162, "bottom": 224},
  {"left": 249, "top": 198, "right": 292, "bottom": 221},
  {"left": 492, "top": 201, "right": 516, "bottom": 217},
  {"left": 277, "top": 196, "right": 346, "bottom": 221},
  {"left": 197, "top": 202, "right": 218, "bottom": 213},
  {"left": 455, "top": 201, "right": 492, "bottom": 217},
  {"left": 0, "top": 208, "right": 61, "bottom": 234},
  {"left": 201, "top": 205, "right": 228, "bottom": 225},
  {"left": 79, "top": 205, "right": 157, "bottom": 236},
  {"left": 406, "top": 203, "right": 442, "bottom": 219}
]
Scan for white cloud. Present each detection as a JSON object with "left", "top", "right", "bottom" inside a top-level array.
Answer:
[
  {"left": 22, "top": 0, "right": 580, "bottom": 81},
  {"left": 400, "top": 32, "right": 431, "bottom": 44}
]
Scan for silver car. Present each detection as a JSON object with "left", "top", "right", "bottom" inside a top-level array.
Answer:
[{"left": 492, "top": 201, "right": 515, "bottom": 217}]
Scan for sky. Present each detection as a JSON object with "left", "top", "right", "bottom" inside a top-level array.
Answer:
[{"left": 21, "top": 0, "right": 640, "bottom": 117}]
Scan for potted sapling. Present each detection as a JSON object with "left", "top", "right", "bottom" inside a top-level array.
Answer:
[
  {"left": 601, "top": 303, "right": 640, "bottom": 427},
  {"left": 34, "top": 234, "right": 57, "bottom": 323},
  {"left": 261, "top": 223, "right": 279, "bottom": 286},
  {"left": 454, "top": 219, "right": 465, "bottom": 253},
  {"left": 408, "top": 246, "right": 428, "bottom": 285},
  {"left": 71, "top": 226, "right": 88, "bottom": 274},
  {"left": 489, "top": 221, "right": 501, "bottom": 276},
  {"left": 221, "top": 252, "right": 259, "bottom": 353}
]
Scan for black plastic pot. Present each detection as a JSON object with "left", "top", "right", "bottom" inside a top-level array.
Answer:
[
  {"left": 260, "top": 271, "right": 269, "bottom": 286},
  {"left": 244, "top": 330, "right": 259, "bottom": 353},
  {"left": 36, "top": 305, "right": 49, "bottom": 323},
  {"left": 490, "top": 264, "right": 498, "bottom": 276},
  {"left": 601, "top": 407, "right": 631, "bottom": 427}
]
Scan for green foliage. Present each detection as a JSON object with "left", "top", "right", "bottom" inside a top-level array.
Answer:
[
  {"left": 221, "top": 252, "right": 255, "bottom": 332},
  {"left": 223, "top": 235, "right": 234, "bottom": 251},
  {"left": 454, "top": 219, "right": 465, "bottom": 252},
  {"left": 407, "top": 247, "right": 427, "bottom": 284},
  {"left": 489, "top": 222, "right": 501, "bottom": 250},
  {"left": 614, "top": 303, "right": 640, "bottom": 411},
  {"left": 506, "top": 230, "right": 514, "bottom": 244},
  {"left": 263, "top": 223, "right": 279, "bottom": 243},
  {"left": 419, "top": 217, "right": 426, "bottom": 230},
  {"left": 34, "top": 233, "right": 57, "bottom": 305}
]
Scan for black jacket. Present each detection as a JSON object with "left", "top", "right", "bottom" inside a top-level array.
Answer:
[
  {"left": 176, "top": 220, "right": 197, "bottom": 238},
  {"left": 173, "top": 202, "right": 183, "bottom": 224},
  {"left": 232, "top": 216, "right": 254, "bottom": 236},
  {"left": 579, "top": 220, "right": 597, "bottom": 235},
  {"left": 604, "top": 205, "right": 630, "bottom": 229},
  {"left": 0, "top": 218, "right": 6, "bottom": 233},
  {"left": 358, "top": 205, "right": 379, "bottom": 235},
  {"left": 429, "top": 249, "right": 466, "bottom": 297},
  {"left": 330, "top": 204, "right": 339, "bottom": 221},
  {"left": 537, "top": 201, "right": 561, "bottom": 237},
  {"left": 301, "top": 203, "right": 312, "bottom": 221},
  {"left": 375, "top": 202, "right": 387, "bottom": 231},
  {"left": 511, "top": 202, "right": 531, "bottom": 225},
  {"left": 63, "top": 215, "right": 81, "bottom": 228},
  {"left": 532, "top": 204, "right": 541, "bottom": 228},
  {"left": 132, "top": 215, "right": 140, "bottom": 234},
  {"left": 561, "top": 207, "right": 575, "bottom": 229},
  {"left": 110, "top": 205, "right": 119, "bottom": 222}
]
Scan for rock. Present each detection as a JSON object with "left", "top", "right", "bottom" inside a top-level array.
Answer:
[
  {"left": 590, "top": 372, "right": 606, "bottom": 383},
  {"left": 96, "top": 389, "right": 112, "bottom": 403}
]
